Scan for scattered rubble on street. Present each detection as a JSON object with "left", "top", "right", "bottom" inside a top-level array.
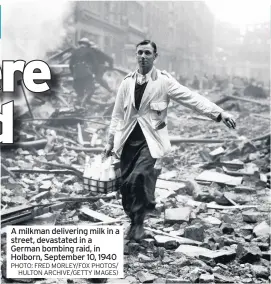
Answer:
[{"left": 1, "top": 55, "right": 270, "bottom": 284}]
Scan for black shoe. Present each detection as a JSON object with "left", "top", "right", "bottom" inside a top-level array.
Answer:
[
  {"left": 125, "top": 224, "right": 135, "bottom": 240},
  {"left": 133, "top": 224, "right": 145, "bottom": 241}
]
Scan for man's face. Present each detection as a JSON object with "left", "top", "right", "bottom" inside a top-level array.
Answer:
[{"left": 136, "top": 43, "right": 157, "bottom": 70}]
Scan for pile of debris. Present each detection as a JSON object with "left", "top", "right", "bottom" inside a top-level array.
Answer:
[
  {"left": 119, "top": 135, "right": 270, "bottom": 284},
  {"left": 1, "top": 61, "right": 270, "bottom": 284},
  {"left": 1, "top": 119, "right": 270, "bottom": 284}
]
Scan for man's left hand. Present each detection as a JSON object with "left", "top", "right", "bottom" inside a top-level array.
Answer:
[{"left": 221, "top": 111, "right": 236, "bottom": 129}]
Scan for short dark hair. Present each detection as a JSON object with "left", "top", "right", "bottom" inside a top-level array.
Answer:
[{"left": 136, "top": 40, "right": 157, "bottom": 54}]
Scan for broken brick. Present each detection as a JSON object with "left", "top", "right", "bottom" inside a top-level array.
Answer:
[
  {"left": 156, "top": 179, "right": 186, "bottom": 192},
  {"left": 162, "top": 256, "right": 172, "bottom": 264},
  {"left": 195, "top": 170, "right": 243, "bottom": 186},
  {"left": 39, "top": 180, "right": 52, "bottom": 192},
  {"left": 239, "top": 225, "right": 254, "bottom": 236},
  {"left": 209, "top": 146, "right": 225, "bottom": 157},
  {"left": 199, "top": 273, "right": 214, "bottom": 283},
  {"left": 213, "top": 273, "right": 235, "bottom": 283},
  {"left": 233, "top": 186, "right": 256, "bottom": 194},
  {"left": 137, "top": 271, "right": 157, "bottom": 283},
  {"left": 184, "top": 223, "right": 205, "bottom": 242},
  {"left": 199, "top": 249, "right": 236, "bottom": 265},
  {"left": 164, "top": 207, "right": 192, "bottom": 224},
  {"left": 80, "top": 207, "right": 115, "bottom": 222},
  {"left": 154, "top": 235, "right": 179, "bottom": 249},
  {"left": 253, "top": 221, "right": 271, "bottom": 238},
  {"left": 29, "top": 191, "right": 50, "bottom": 203},
  {"left": 218, "top": 236, "right": 238, "bottom": 248},
  {"left": 241, "top": 141, "right": 257, "bottom": 155},
  {"left": 193, "top": 186, "right": 215, "bottom": 203},
  {"left": 251, "top": 265, "right": 269, "bottom": 279},
  {"left": 169, "top": 228, "right": 184, "bottom": 237},
  {"left": 189, "top": 267, "right": 204, "bottom": 283},
  {"left": 202, "top": 216, "right": 221, "bottom": 226},
  {"left": 138, "top": 253, "right": 154, "bottom": 263},
  {"left": 252, "top": 242, "right": 269, "bottom": 251},
  {"left": 175, "top": 245, "right": 212, "bottom": 258},
  {"left": 236, "top": 243, "right": 262, "bottom": 263},
  {"left": 242, "top": 211, "right": 261, "bottom": 223}
]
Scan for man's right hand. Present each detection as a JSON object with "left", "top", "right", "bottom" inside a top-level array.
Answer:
[{"left": 103, "top": 143, "right": 113, "bottom": 158}]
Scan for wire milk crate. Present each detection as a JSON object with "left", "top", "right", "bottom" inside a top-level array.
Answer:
[
  {"left": 83, "top": 155, "right": 122, "bottom": 194},
  {"left": 83, "top": 176, "right": 122, "bottom": 194}
]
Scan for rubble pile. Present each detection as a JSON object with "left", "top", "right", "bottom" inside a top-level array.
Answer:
[{"left": 1, "top": 69, "right": 270, "bottom": 284}]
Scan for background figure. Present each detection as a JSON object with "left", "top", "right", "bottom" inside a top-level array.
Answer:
[
  {"left": 89, "top": 42, "right": 114, "bottom": 93},
  {"left": 192, "top": 75, "right": 200, "bottom": 90},
  {"left": 178, "top": 73, "right": 188, "bottom": 86},
  {"left": 201, "top": 73, "right": 209, "bottom": 90},
  {"left": 69, "top": 37, "right": 98, "bottom": 105}
]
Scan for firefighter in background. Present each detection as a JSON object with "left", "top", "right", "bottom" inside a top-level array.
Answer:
[
  {"left": 69, "top": 38, "right": 98, "bottom": 105},
  {"left": 88, "top": 41, "right": 114, "bottom": 93}
]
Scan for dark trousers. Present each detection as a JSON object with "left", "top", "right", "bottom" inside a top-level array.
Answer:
[
  {"left": 120, "top": 139, "right": 158, "bottom": 225},
  {"left": 73, "top": 76, "right": 95, "bottom": 100}
]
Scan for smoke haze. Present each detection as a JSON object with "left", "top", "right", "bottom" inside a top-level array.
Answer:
[
  {"left": 2, "top": 0, "right": 74, "bottom": 60},
  {"left": 1, "top": 0, "right": 74, "bottom": 109}
]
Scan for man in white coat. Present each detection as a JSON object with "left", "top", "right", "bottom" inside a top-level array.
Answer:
[{"left": 104, "top": 40, "right": 236, "bottom": 241}]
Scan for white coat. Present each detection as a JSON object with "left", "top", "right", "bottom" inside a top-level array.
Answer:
[{"left": 108, "top": 67, "right": 223, "bottom": 158}]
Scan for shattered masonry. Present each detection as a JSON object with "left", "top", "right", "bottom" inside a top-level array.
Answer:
[{"left": 1, "top": 54, "right": 270, "bottom": 284}]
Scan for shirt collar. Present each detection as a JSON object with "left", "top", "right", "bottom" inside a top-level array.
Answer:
[{"left": 136, "top": 67, "right": 154, "bottom": 85}]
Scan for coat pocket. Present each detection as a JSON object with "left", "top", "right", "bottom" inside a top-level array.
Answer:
[
  {"left": 150, "top": 101, "right": 167, "bottom": 119},
  {"left": 149, "top": 101, "right": 168, "bottom": 129}
]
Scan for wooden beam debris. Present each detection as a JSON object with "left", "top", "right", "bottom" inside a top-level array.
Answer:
[
  {"left": 223, "top": 192, "right": 238, "bottom": 206},
  {"left": 1, "top": 164, "right": 17, "bottom": 179},
  {"left": 214, "top": 94, "right": 269, "bottom": 106},
  {"left": 251, "top": 114, "right": 271, "bottom": 120},
  {"left": 10, "top": 168, "right": 83, "bottom": 178},
  {"left": 64, "top": 145, "right": 104, "bottom": 153},
  {"left": 55, "top": 195, "right": 116, "bottom": 203},
  {"left": 207, "top": 203, "right": 259, "bottom": 210},
  {"left": 170, "top": 137, "right": 243, "bottom": 144},
  {"left": 89, "top": 215, "right": 126, "bottom": 226},
  {"left": 80, "top": 207, "right": 115, "bottom": 223},
  {"left": 226, "top": 94, "right": 269, "bottom": 106},
  {"left": 252, "top": 132, "right": 270, "bottom": 142},
  {"left": 1, "top": 139, "right": 47, "bottom": 149},
  {"left": 37, "top": 161, "right": 83, "bottom": 176},
  {"left": 145, "top": 227, "right": 202, "bottom": 246}
]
